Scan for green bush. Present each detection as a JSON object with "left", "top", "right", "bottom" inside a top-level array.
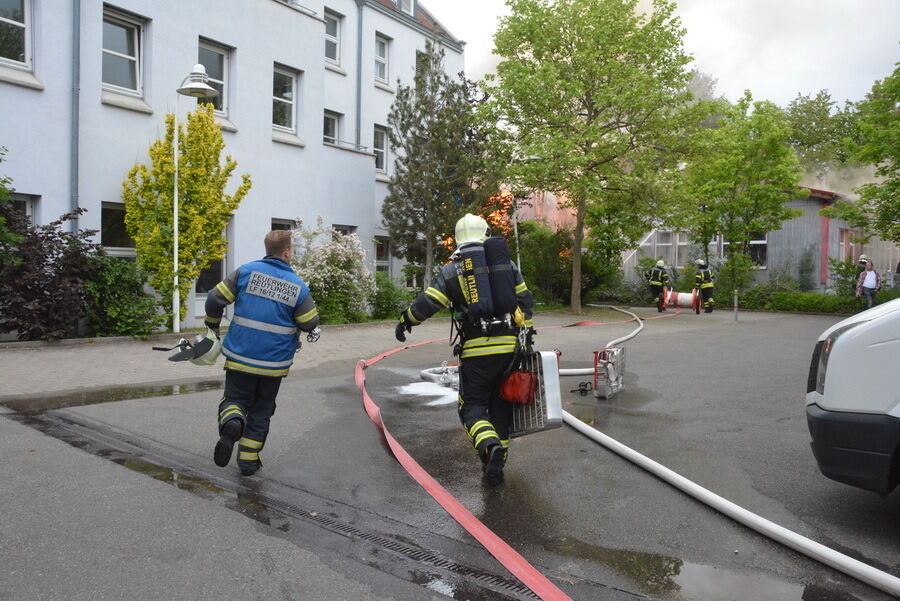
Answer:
[
  {"left": 738, "top": 288, "right": 900, "bottom": 314},
  {"left": 517, "top": 221, "right": 571, "bottom": 303},
  {"left": 827, "top": 256, "right": 860, "bottom": 296},
  {"left": 370, "top": 272, "right": 411, "bottom": 319},
  {"left": 84, "top": 255, "right": 166, "bottom": 336}
]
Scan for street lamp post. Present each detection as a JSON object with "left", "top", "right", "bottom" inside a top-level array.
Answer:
[{"left": 171, "top": 64, "right": 218, "bottom": 333}]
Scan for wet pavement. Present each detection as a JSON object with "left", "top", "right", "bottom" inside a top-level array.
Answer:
[{"left": 1, "top": 309, "right": 898, "bottom": 600}]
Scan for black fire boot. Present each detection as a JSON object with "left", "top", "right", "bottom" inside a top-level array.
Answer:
[
  {"left": 213, "top": 419, "right": 243, "bottom": 467},
  {"left": 240, "top": 458, "right": 262, "bottom": 477},
  {"left": 484, "top": 445, "right": 505, "bottom": 487}
]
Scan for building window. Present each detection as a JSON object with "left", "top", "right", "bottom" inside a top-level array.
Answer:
[
  {"left": 272, "top": 65, "right": 297, "bottom": 132},
  {"left": 101, "top": 202, "right": 136, "bottom": 257},
  {"left": 323, "top": 110, "right": 341, "bottom": 144},
  {"left": 373, "top": 126, "right": 388, "bottom": 172},
  {"left": 10, "top": 193, "right": 35, "bottom": 224},
  {"left": 324, "top": 10, "right": 340, "bottom": 64},
  {"left": 415, "top": 50, "right": 427, "bottom": 79},
  {"left": 102, "top": 8, "right": 143, "bottom": 94},
  {"left": 198, "top": 40, "right": 229, "bottom": 114},
  {"left": 195, "top": 260, "right": 223, "bottom": 294},
  {"left": 375, "top": 237, "right": 390, "bottom": 273},
  {"left": 374, "top": 34, "right": 389, "bottom": 82},
  {"left": 0, "top": 0, "right": 30, "bottom": 67},
  {"left": 675, "top": 232, "right": 691, "bottom": 268},
  {"left": 332, "top": 224, "right": 356, "bottom": 237},
  {"left": 748, "top": 233, "right": 767, "bottom": 268},
  {"left": 398, "top": 0, "right": 414, "bottom": 16},
  {"left": 655, "top": 230, "right": 673, "bottom": 266},
  {"left": 271, "top": 218, "right": 294, "bottom": 231}
]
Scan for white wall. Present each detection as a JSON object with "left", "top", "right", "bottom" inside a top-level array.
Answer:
[{"left": 0, "top": 0, "right": 464, "bottom": 326}]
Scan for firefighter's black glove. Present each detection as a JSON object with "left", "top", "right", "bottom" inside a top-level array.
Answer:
[
  {"left": 525, "top": 327, "right": 536, "bottom": 349},
  {"left": 306, "top": 327, "right": 321, "bottom": 343},
  {"left": 395, "top": 313, "right": 413, "bottom": 342},
  {"left": 204, "top": 320, "right": 220, "bottom": 338},
  {"left": 395, "top": 321, "right": 409, "bottom": 342}
]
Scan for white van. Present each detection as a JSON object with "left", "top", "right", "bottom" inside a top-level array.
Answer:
[{"left": 806, "top": 297, "right": 900, "bottom": 496}]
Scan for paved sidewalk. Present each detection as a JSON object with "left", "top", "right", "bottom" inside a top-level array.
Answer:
[{"left": 0, "top": 311, "right": 604, "bottom": 399}]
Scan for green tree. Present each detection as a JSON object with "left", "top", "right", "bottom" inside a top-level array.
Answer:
[
  {"left": 822, "top": 63, "right": 900, "bottom": 244},
  {"left": 489, "top": 0, "right": 702, "bottom": 312},
  {"left": 785, "top": 90, "right": 856, "bottom": 177},
  {"left": 680, "top": 92, "right": 804, "bottom": 289},
  {"left": 121, "top": 104, "right": 251, "bottom": 322},
  {"left": 383, "top": 41, "right": 506, "bottom": 281},
  {"left": 0, "top": 147, "right": 23, "bottom": 268}
]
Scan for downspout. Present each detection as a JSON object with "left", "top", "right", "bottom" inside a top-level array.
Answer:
[
  {"left": 69, "top": 0, "right": 81, "bottom": 232},
  {"left": 354, "top": 0, "right": 363, "bottom": 148}
]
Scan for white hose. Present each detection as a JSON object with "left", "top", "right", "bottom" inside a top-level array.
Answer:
[
  {"left": 562, "top": 411, "right": 900, "bottom": 597},
  {"left": 558, "top": 305, "right": 643, "bottom": 377}
]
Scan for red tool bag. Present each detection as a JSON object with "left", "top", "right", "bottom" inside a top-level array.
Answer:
[{"left": 499, "top": 370, "right": 537, "bottom": 405}]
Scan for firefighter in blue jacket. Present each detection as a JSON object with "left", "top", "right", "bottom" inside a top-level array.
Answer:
[
  {"left": 394, "top": 214, "right": 534, "bottom": 486},
  {"left": 204, "top": 230, "right": 320, "bottom": 476}
]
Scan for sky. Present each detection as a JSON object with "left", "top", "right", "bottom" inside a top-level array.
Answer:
[{"left": 422, "top": 0, "right": 899, "bottom": 107}]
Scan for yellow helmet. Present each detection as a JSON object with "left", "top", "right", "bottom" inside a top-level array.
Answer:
[{"left": 454, "top": 213, "right": 489, "bottom": 247}]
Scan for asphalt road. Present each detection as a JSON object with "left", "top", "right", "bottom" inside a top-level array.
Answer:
[
  {"left": 365, "top": 308, "right": 900, "bottom": 601},
  {"left": 1, "top": 309, "right": 897, "bottom": 601}
]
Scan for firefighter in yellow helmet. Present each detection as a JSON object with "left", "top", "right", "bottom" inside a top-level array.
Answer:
[
  {"left": 647, "top": 260, "right": 670, "bottom": 312},
  {"left": 394, "top": 214, "right": 534, "bottom": 486},
  {"left": 694, "top": 258, "right": 715, "bottom": 313}
]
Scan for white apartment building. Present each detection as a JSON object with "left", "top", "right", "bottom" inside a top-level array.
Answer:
[{"left": 0, "top": 0, "right": 464, "bottom": 327}]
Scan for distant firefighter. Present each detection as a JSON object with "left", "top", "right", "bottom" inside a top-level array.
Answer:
[
  {"left": 694, "top": 259, "right": 715, "bottom": 313},
  {"left": 647, "top": 260, "right": 670, "bottom": 312}
]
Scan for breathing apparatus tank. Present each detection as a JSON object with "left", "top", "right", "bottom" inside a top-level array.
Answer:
[
  {"left": 484, "top": 236, "right": 517, "bottom": 316},
  {"left": 457, "top": 242, "right": 494, "bottom": 320}
]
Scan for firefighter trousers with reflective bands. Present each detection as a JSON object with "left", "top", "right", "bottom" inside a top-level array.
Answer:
[
  {"left": 458, "top": 353, "right": 514, "bottom": 464},
  {"left": 700, "top": 287, "right": 715, "bottom": 312},
  {"left": 649, "top": 285, "right": 664, "bottom": 311},
  {"left": 218, "top": 369, "right": 282, "bottom": 472}
]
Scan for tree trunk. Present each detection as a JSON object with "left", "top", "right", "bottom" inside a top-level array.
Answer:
[
  {"left": 570, "top": 197, "right": 586, "bottom": 314},
  {"left": 424, "top": 233, "right": 434, "bottom": 290}
]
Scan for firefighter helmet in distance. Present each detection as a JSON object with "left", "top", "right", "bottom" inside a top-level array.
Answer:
[
  {"left": 455, "top": 213, "right": 489, "bottom": 247},
  {"left": 656, "top": 260, "right": 665, "bottom": 267},
  {"left": 695, "top": 258, "right": 706, "bottom": 266}
]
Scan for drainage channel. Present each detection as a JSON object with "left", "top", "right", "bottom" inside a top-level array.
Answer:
[{"left": 7, "top": 409, "right": 632, "bottom": 601}]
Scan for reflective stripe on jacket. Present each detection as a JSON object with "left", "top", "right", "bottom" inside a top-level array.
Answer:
[
  {"left": 405, "top": 260, "right": 534, "bottom": 356},
  {"left": 648, "top": 267, "right": 669, "bottom": 287},
  {"left": 695, "top": 268, "right": 714, "bottom": 289}
]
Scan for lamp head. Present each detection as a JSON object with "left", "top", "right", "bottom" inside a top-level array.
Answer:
[{"left": 177, "top": 64, "right": 219, "bottom": 99}]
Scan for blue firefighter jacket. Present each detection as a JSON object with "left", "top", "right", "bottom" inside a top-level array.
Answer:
[{"left": 205, "top": 257, "right": 319, "bottom": 377}]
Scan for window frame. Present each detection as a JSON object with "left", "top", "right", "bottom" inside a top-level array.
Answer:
[
  {"left": 198, "top": 39, "right": 229, "bottom": 116},
  {"left": 332, "top": 224, "right": 357, "bottom": 237},
  {"left": 748, "top": 232, "right": 768, "bottom": 269},
  {"left": 373, "top": 125, "right": 388, "bottom": 172},
  {"left": 398, "top": 0, "right": 414, "bottom": 16},
  {"left": 195, "top": 259, "right": 224, "bottom": 294},
  {"left": 272, "top": 64, "right": 297, "bottom": 133},
  {"left": 374, "top": 34, "right": 389, "bottom": 83},
  {"left": 271, "top": 218, "right": 295, "bottom": 231},
  {"left": 101, "top": 8, "right": 144, "bottom": 96},
  {"left": 0, "top": 0, "right": 31, "bottom": 69},
  {"left": 100, "top": 201, "right": 136, "bottom": 258},
  {"left": 375, "top": 236, "right": 391, "bottom": 274},
  {"left": 323, "top": 110, "right": 341, "bottom": 145},
  {"left": 324, "top": 10, "right": 341, "bottom": 65}
]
